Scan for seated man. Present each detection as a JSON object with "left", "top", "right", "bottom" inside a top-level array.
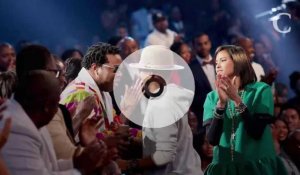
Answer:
[{"left": 0, "top": 71, "right": 107, "bottom": 175}]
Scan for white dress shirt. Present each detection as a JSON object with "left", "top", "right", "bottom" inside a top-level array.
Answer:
[
  {"left": 196, "top": 55, "right": 216, "bottom": 90},
  {"left": 252, "top": 61, "right": 265, "bottom": 81},
  {"left": 145, "top": 29, "right": 177, "bottom": 48}
]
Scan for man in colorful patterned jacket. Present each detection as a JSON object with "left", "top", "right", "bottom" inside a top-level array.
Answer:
[{"left": 60, "top": 43, "right": 123, "bottom": 136}]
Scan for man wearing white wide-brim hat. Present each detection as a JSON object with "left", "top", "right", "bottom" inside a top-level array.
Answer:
[{"left": 118, "top": 45, "right": 203, "bottom": 175}]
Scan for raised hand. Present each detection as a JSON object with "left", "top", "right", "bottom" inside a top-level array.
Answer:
[
  {"left": 73, "top": 141, "right": 107, "bottom": 175},
  {"left": 219, "top": 75, "right": 242, "bottom": 106},
  {"left": 216, "top": 74, "right": 228, "bottom": 107},
  {"left": 120, "top": 77, "right": 144, "bottom": 119},
  {"left": 79, "top": 117, "right": 99, "bottom": 146}
]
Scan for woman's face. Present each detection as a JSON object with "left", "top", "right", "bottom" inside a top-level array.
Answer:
[
  {"left": 274, "top": 120, "right": 289, "bottom": 141},
  {"left": 180, "top": 44, "right": 192, "bottom": 63},
  {"left": 201, "top": 137, "right": 213, "bottom": 158},
  {"left": 215, "top": 50, "right": 235, "bottom": 78},
  {"left": 282, "top": 108, "right": 300, "bottom": 132}
]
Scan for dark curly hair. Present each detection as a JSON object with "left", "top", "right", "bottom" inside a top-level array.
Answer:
[{"left": 82, "top": 42, "right": 120, "bottom": 69}]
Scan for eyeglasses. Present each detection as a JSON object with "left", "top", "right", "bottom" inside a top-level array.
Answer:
[
  {"left": 102, "top": 64, "right": 119, "bottom": 73},
  {"left": 46, "top": 69, "right": 61, "bottom": 78}
]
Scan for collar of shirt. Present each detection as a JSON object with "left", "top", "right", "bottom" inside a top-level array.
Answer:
[{"left": 196, "top": 54, "right": 214, "bottom": 66}]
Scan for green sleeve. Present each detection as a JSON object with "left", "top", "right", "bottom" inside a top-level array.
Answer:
[
  {"left": 203, "top": 92, "right": 216, "bottom": 126},
  {"left": 252, "top": 84, "right": 274, "bottom": 116}
]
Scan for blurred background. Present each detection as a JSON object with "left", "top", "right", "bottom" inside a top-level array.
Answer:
[{"left": 0, "top": 0, "right": 299, "bottom": 94}]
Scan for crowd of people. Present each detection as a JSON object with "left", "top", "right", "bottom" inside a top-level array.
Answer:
[{"left": 0, "top": 0, "right": 300, "bottom": 175}]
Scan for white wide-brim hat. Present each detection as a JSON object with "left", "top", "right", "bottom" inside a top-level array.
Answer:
[{"left": 129, "top": 45, "right": 184, "bottom": 70}]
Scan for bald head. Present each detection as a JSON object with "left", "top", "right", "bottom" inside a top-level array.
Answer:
[
  {"left": 15, "top": 70, "right": 60, "bottom": 128},
  {"left": 117, "top": 37, "right": 139, "bottom": 59},
  {"left": 235, "top": 37, "right": 255, "bottom": 61}
]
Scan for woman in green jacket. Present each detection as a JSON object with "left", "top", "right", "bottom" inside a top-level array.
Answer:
[{"left": 203, "top": 45, "right": 287, "bottom": 175}]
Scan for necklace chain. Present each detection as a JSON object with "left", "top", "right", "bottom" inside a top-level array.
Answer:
[{"left": 227, "top": 90, "right": 245, "bottom": 161}]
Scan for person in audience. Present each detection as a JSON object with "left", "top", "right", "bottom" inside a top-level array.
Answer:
[
  {"left": 234, "top": 37, "right": 265, "bottom": 81},
  {"left": 169, "top": 6, "right": 186, "bottom": 39},
  {"left": 280, "top": 104, "right": 300, "bottom": 133},
  {"left": 288, "top": 71, "right": 300, "bottom": 111},
  {"left": 0, "top": 101, "right": 12, "bottom": 175},
  {"left": 203, "top": 45, "right": 287, "bottom": 175},
  {"left": 1, "top": 70, "right": 107, "bottom": 174},
  {"left": 65, "top": 57, "right": 82, "bottom": 85},
  {"left": 273, "top": 82, "right": 289, "bottom": 117},
  {"left": 117, "top": 37, "right": 139, "bottom": 59},
  {"left": 15, "top": 45, "right": 108, "bottom": 166},
  {"left": 61, "top": 49, "right": 83, "bottom": 61},
  {"left": 271, "top": 118, "right": 299, "bottom": 175},
  {"left": 235, "top": 37, "right": 278, "bottom": 85},
  {"left": 116, "top": 24, "right": 129, "bottom": 38},
  {"left": 60, "top": 42, "right": 130, "bottom": 158},
  {"left": 284, "top": 130, "right": 300, "bottom": 171},
  {"left": 0, "top": 71, "right": 17, "bottom": 100},
  {"left": 190, "top": 33, "right": 215, "bottom": 129},
  {"left": 145, "top": 12, "right": 179, "bottom": 47},
  {"left": 170, "top": 41, "right": 192, "bottom": 63},
  {"left": 274, "top": 82, "right": 289, "bottom": 105},
  {"left": 0, "top": 43, "right": 16, "bottom": 72},
  {"left": 116, "top": 45, "right": 202, "bottom": 175},
  {"left": 193, "top": 131, "right": 213, "bottom": 172},
  {"left": 53, "top": 55, "right": 67, "bottom": 91},
  {"left": 188, "top": 110, "right": 199, "bottom": 135}
]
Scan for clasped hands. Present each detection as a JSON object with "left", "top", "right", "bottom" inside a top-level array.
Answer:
[{"left": 216, "top": 74, "right": 242, "bottom": 108}]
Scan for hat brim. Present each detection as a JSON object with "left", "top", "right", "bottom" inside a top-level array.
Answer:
[{"left": 129, "top": 63, "right": 184, "bottom": 70}]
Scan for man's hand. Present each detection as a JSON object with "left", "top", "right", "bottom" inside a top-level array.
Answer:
[
  {"left": 79, "top": 117, "right": 99, "bottom": 146},
  {"left": 73, "top": 141, "right": 107, "bottom": 175}
]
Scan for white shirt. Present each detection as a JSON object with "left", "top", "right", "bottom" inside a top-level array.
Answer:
[
  {"left": 142, "top": 84, "right": 203, "bottom": 175},
  {"left": 145, "top": 29, "right": 177, "bottom": 48},
  {"left": 252, "top": 61, "right": 265, "bottom": 81},
  {"left": 131, "top": 8, "right": 153, "bottom": 45},
  {"left": 196, "top": 55, "right": 216, "bottom": 90},
  {"left": 0, "top": 99, "right": 80, "bottom": 175}
]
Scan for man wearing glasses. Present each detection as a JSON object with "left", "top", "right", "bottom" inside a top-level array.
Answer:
[{"left": 60, "top": 42, "right": 123, "bottom": 135}]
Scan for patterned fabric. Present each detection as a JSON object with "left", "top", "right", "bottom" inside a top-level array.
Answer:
[{"left": 60, "top": 68, "right": 122, "bottom": 133}]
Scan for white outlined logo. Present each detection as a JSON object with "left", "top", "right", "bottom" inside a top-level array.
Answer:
[{"left": 270, "top": 13, "right": 291, "bottom": 33}]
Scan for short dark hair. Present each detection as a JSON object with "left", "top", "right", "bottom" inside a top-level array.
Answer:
[
  {"left": 170, "top": 41, "right": 185, "bottom": 55},
  {"left": 280, "top": 104, "right": 300, "bottom": 119},
  {"left": 65, "top": 57, "right": 82, "bottom": 83},
  {"left": 193, "top": 33, "right": 210, "bottom": 45},
  {"left": 82, "top": 42, "right": 120, "bottom": 69},
  {"left": 16, "top": 45, "right": 52, "bottom": 80},
  {"left": 61, "top": 49, "right": 83, "bottom": 61}
]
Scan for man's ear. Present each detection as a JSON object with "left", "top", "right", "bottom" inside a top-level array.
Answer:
[
  {"left": 90, "top": 63, "right": 101, "bottom": 76},
  {"left": 90, "top": 63, "right": 98, "bottom": 71}
]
